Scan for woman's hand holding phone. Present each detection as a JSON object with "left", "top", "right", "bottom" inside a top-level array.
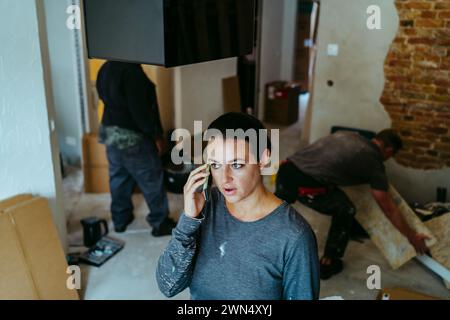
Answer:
[{"left": 183, "top": 164, "right": 210, "bottom": 218}]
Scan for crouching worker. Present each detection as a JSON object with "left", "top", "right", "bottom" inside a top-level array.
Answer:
[
  {"left": 156, "top": 112, "right": 320, "bottom": 300},
  {"left": 275, "top": 129, "right": 430, "bottom": 280}
]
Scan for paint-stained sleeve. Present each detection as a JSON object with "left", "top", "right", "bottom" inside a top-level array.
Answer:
[
  {"left": 156, "top": 213, "right": 203, "bottom": 297},
  {"left": 282, "top": 223, "right": 320, "bottom": 300}
]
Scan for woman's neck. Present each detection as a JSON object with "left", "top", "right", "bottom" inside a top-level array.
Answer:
[{"left": 226, "top": 184, "right": 282, "bottom": 222}]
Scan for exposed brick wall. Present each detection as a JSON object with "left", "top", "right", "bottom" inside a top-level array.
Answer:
[{"left": 381, "top": 0, "right": 450, "bottom": 170}]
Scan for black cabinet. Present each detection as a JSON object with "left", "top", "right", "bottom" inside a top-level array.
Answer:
[{"left": 83, "top": 0, "right": 256, "bottom": 67}]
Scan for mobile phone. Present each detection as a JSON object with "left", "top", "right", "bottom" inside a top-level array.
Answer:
[
  {"left": 202, "top": 164, "right": 212, "bottom": 201},
  {"left": 195, "top": 164, "right": 212, "bottom": 201}
]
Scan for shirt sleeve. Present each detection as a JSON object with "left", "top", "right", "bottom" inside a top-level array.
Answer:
[
  {"left": 369, "top": 163, "right": 389, "bottom": 191},
  {"left": 123, "top": 68, "right": 164, "bottom": 140},
  {"left": 282, "top": 224, "right": 320, "bottom": 300},
  {"left": 156, "top": 213, "right": 203, "bottom": 298}
]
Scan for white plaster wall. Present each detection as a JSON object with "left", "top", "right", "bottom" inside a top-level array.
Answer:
[
  {"left": 43, "top": 0, "right": 84, "bottom": 165},
  {"left": 0, "top": 0, "right": 67, "bottom": 248},
  {"left": 280, "top": 0, "right": 298, "bottom": 81},
  {"left": 174, "top": 58, "right": 237, "bottom": 133},
  {"left": 258, "top": 0, "right": 299, "bottom": 119},
  {"left": 309, "top": 0, "right": 397, "bottom": 139},
  {"left": 257, "top": 0, "right": 285, "bottom": 119},
  {"left": 143, "top": 66, "right": 175, "bottom": 132},
  {"left": 306, "top": 0, "right": 450, "bottom": 203}
]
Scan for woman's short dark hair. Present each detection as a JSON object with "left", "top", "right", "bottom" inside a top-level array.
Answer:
[
  {"left": 375, "top": 129, "right": 403, "bottom": 154},
  {"left": 207, "top": 112, "right": 271, "bottom": 161}
]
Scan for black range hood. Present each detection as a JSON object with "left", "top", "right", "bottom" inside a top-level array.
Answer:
[{"left": 83, "top": 0, "right": 256, "bottom": 67}]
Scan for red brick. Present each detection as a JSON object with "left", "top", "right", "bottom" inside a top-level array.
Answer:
[
  {"left": 436, "top": 87, "right": 449, "bottom": 95},
  {"left": 438, "top": 11, "right": 450, "bottom": 19},
  {"left": 389, "top": 59, "right": 411, "bottom": 68},
  {"left": 422, "top": 11, "right": 437, "bottom": 19},
  {"left": 435, "top": 143, "right": 450, "bottom": 153},
  {"left": 426, "top": 149, "right": 440, "bottom": 157},
  {"left": 403, "top": 28, "right": 418, "bottom": 36},
  {"left": 405, "top": 2, "right": 433, "bottom": 10},
  {"left": 432, "top": 47, "right": 448, "bottom": 57},
  {"left": 387, "top": 75, "right": 412, "bottom": 82},
  {"left": 408, "top": 37, "right": 436, "bottom": 45},
  {"left": 415, "top": 19, "right": 445, "bottom": 28},
  {"left": 383, "top": 1, "right": 450, "bottom": 169},
  {"left": 430, "top": 95, "right": 450, "bottom": 103},
  {"left": 436, "top": 3, "right": 450, "bottom": 10},
  {"left": 426, "top": 126, "right": 449, "bottom": 135}
]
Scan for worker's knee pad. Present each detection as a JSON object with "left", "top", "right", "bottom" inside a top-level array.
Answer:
[{"left": 347, "top": 206, "right": 356, "bottom": 217}]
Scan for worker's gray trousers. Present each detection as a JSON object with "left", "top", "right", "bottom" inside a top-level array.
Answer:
[
  {"left": 106, "top": 138, "right": 169, "bottom": 230},
  {"left": 298, "top": 190, "right": 356, "bottom": 260}
]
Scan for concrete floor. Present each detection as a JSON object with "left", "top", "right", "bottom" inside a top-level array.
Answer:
[{"left": 64, "top": 96, "right": 449, "bottom": 300}]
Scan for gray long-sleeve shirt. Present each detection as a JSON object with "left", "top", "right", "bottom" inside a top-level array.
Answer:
[{"left": 156, "top": 188, "right": 320, "bottom": 300}]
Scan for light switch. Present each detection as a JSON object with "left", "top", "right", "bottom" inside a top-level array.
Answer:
[
  {"left": 327, "top": 44, "right": 339, "bottom": 56},
  {"left": 50, "top": 119, "right": 55, "bottom": 132}
]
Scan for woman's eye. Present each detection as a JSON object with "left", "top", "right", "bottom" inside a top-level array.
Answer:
[
  {"left": 211, "top": 163, "right": 221, "bottom": 170},
  {"left": 231, "top": 163, "right": 244, "bottom": 169}
]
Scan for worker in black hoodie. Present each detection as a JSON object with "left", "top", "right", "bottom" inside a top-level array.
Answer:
[{"left": 97, "top": 61, "right": 175, "bottom": 236}]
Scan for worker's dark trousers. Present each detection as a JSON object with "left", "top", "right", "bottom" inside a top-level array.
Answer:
[
  {"left": 275, "top": 161, "right": 356, "bottom": 260},
  {"left": 106, "top": 138, "right": 169, "bottom": 230}
]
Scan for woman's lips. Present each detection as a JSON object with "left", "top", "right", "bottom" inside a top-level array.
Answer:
[{"left": 223, "top": 187, "right": 237, "bottom": 196}]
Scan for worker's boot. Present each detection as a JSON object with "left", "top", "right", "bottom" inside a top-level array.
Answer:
[
  {"left": 114, "top": 215, "right": 135, "bottom": 233},
  {"left": 320, "top": 259, "right": 343, "bottom": 280}
]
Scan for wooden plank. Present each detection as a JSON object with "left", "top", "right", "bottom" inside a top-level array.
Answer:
[
  {"left": 342, "top": 184, "right": 436, "bottom": 269},
  {"left": 377, "top": 287, "right": 441, "bottom": 300}
]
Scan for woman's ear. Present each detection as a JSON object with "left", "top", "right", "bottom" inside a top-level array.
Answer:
[{"left": 259, "top": 149, "right": 271, "bottom": 170}]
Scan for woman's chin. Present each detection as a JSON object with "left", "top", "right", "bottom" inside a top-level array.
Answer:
[{"left": 222, "top": 192, "right": 241, "bottom": 203}]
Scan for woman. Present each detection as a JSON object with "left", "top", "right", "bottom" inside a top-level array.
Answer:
[{"left": 156, "top": 112, "right": 319, "bottom": 300}]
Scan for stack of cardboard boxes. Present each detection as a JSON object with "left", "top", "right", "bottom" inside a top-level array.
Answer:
[{"left": 82, "top": 133, "right": 110, "bottom": 193}]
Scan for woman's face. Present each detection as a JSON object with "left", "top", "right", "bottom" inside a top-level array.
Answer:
[{"left": 207, "top": 137, "right": 262, "bottom": 204}]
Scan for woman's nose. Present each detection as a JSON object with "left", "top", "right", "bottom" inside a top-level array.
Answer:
[{"left": 221, "top": 166, "right": 232, "bottom": 183}]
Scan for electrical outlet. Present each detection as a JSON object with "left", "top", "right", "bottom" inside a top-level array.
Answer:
[
  {"left": 327, "top": 44, "right": 339, "bottom": 56},
  {"left": 66, "top": 136, "right": 77, "bottom": 147}
]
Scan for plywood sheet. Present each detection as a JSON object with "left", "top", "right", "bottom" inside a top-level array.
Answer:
[
  {"left": 425, "top": 213, "right": 450, "bottom": 289},
  {"left": 342, "top": 185, "right": 436, "bottom": 269}
]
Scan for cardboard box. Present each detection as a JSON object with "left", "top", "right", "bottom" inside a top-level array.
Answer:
[
  {"left": 82, "top": 133, "right": 141, "bottom": 194},
  {"left": 82, "top": 133, "right": 108, "bottom": 167},
  {"left": 82, "top": 133, "right": 109, "bottom": 193},
  {"left": 0, "top": 196, "right": 79, "bottom": 300},
  {"left": 222, "top": 76, "right": 242, "bottom": 113},
  {"left": 264, "top": 82, "right": 301, "bottom": 126},
  {"left": 84, "top": 166, "right": 110, "bottom": 193}
]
